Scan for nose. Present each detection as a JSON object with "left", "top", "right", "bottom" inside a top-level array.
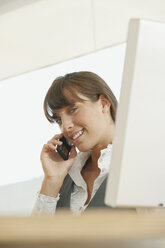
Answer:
[{"left": 60, "top": 115, "right": 74, "bottom": 133}]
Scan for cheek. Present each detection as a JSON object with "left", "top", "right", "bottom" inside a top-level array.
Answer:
[
  {"left": 73, "top": 111, "right": 92, "bottom": 127},
  {"left": 76, "top": 115, "right": 89, "bottom": 126},
  {"left": 73, "top": 106, "right": 103, "bottom": 128},
  {"left": 76, "top": 112, "right": 100, "bottom": 129}
]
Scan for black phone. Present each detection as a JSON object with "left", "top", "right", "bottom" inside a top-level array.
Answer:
[{"left": 57, "top": 136, "right": 73, "bottom": 161}]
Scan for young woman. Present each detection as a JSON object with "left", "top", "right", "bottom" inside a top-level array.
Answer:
[{"left": 32, "top": 71, "right": 118, "bottom": 215}]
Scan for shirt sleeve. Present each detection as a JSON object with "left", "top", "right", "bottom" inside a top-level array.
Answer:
[{"left": 32, "top": 192, "right": 60, "bottom": 215}]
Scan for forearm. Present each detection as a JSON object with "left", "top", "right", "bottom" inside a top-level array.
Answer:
[{"left": 40, "top": 176, "right": 65, "bottom": 198}]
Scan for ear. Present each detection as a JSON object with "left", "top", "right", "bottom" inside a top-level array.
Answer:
[{"left": 99, "top": 94, "right": 111, "bottom": 113}]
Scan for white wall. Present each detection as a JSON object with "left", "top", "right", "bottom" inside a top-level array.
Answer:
[
  {"left": 0, "top": 43, "right": 126, "bottom": 215},
  {"left": 0, "top": 177, "right": 43, "bottom": 216}
]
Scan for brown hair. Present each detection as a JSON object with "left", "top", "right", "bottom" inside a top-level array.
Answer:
[{"left": 44, "top": 71, "right": 118, "bottom": 123}]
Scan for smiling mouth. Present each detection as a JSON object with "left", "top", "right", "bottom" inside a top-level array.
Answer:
[{"left": 72, "top": 130, "right": 84, "bottom": 141}]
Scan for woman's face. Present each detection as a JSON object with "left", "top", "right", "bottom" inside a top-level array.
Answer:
[{"left": 54, "top": 93, "right": 111, "bottom": 152}]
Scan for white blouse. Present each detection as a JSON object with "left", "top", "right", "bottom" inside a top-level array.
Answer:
[{"left": 32, "top": 144, "right": 113, "bottom": 215}]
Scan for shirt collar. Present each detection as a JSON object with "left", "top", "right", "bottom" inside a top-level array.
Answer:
[
  {"left": 98, "top": 144, "right": 112, "bottom": 173},
  {"left": 68, "top": 144, "right": 113, "bottom": 185}
]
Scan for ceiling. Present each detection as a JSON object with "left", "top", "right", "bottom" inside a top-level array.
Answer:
[
  {"left": 0, "top": 0, "right": 165, "bottom": 80},
  {"left": 0, "top": 0, "right": 40, "bottom": 15}
]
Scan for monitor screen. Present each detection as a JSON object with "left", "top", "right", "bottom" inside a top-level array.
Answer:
[{"left": 105, "top": 19, "right": 165, "bottom": 208}]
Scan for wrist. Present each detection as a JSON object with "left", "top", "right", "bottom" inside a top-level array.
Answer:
[{"left": 40, "top": 176, "right": 65, "bottom": 198}]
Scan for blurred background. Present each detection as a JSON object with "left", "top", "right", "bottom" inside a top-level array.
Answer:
[{"left": 0, "top": 0, "right": 165, "bottom": 215}]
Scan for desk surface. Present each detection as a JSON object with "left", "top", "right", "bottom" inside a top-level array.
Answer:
[{"left": 1, "top": 209, "right": 165, "bottom": 248}]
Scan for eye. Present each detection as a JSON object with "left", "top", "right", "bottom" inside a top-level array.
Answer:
[{"left": 70, "top": 107, "right": 77, "bottom": 113}]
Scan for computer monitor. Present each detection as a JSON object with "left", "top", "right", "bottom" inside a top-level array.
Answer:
[{"left": 105, "top": 19, "right": 165, "bottom": 208}]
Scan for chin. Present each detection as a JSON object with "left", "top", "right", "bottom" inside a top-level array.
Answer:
[
  {"left": 77, "top": 147, "right": 88, "bottom": 153},
  {"left": 76, "top": 144, "right": 90, "bottom": 153}
]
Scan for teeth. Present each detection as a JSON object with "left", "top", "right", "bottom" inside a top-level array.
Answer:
[{"left": 72, "top": 130, "right": 83, "bottom": 140}]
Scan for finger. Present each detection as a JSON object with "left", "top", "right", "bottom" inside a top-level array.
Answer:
[
  {"left": 42, "top": 143, "right": 55, "bottom": 152},
  {"left": 47, "top": 139, "right": 62, "bottom": 146},
  {"left": 52, "top": 133, "right": 63, "bottom": 140},
  {"left": 49, "top": 133, "right": 64, "bottom": 145},
  {"left": 47, "top": 142, "right": 56, "bottom": 150}
]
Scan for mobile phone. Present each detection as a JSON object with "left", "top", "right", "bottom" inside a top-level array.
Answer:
[{"left": 57, "top": 136, "right": 73, "bottom": 160}]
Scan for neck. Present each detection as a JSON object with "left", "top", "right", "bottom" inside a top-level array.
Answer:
[{"left": 90, "top": 120, "right": 115, "bottom": 168}]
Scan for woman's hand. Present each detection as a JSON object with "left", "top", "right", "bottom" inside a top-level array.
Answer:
[{"left": 40, "top": 133, "right": 77, "bottom": 197}]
